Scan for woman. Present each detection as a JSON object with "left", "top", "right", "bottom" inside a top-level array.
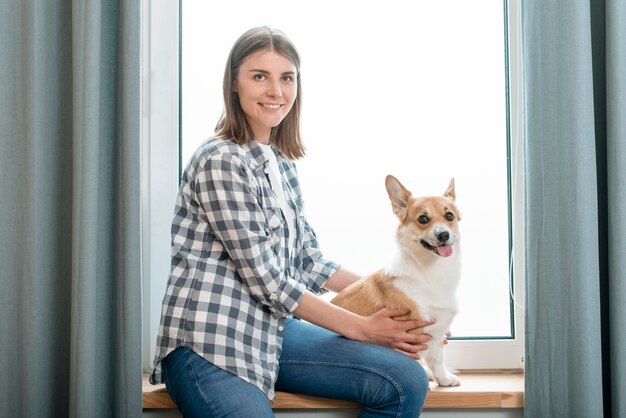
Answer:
[{"left": 150, "top": 26, "right": 433, "bottom": 417}]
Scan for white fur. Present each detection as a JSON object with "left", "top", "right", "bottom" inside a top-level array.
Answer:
[{"left": 386, "top": 238, "right": 461, "bottom": 386}]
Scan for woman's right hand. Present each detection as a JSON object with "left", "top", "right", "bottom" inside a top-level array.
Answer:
[
  {"left": 294, "top": 292, "right": 434, "bottom": 359},
  {"left": 351, "top": 308, "right": 435, "bottom": 359}
]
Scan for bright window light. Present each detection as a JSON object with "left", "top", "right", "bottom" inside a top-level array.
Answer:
[{"left": 181, "top": 0, "right": 512, "bottom": 339}]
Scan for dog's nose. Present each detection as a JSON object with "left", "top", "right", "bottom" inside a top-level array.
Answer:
[{"left": 437, "top": 231, "right": 450, "bottom": 243}]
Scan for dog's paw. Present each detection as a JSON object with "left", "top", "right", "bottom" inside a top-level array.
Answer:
[{"left": 435, "top": 372, "right": 461, "bottom": 387}]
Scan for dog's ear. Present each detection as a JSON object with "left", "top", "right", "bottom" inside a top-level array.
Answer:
[
  {"left": 385, "top": 175, "right": 412, "bottom": 219},
  {"left": 443, "top": 178, "right": 456, "bottom": 201}
]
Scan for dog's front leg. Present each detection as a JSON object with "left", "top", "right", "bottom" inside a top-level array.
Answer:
[{"left": 424, "top": 344, "right": 460, "bottom": 387}]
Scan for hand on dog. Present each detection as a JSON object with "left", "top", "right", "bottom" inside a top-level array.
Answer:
[{"left": 357, "top": 308, "right": 436, "bottom": 360}]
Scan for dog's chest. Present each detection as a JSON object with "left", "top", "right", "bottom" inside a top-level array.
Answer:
[{"left": 391, "top": 272, "right": 458, "bottom": 319}]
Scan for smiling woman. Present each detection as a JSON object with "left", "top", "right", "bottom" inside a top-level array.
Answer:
[
  {"left": 149, "top": 24, "right": 435, "bottom": 417},
  {"left": 231, "top": 50, "right": 297, "bottom": 142},
  {"left": 214, "top": 28, "right": 304, "bottom": 158},
  {"left": 142, "top": 0, "right": 526, "bottom": 378}
]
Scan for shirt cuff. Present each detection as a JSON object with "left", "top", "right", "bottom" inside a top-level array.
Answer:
[
  {"left": 305, "top": 259, "right": 341, "bottom": 295},
  {"left": 272, "top": 278, "right": 306, "bottom": 317}
]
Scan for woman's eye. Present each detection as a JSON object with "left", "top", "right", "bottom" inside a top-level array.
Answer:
[
  {"left": 254, "top": 74, "right": 266, "bottom": 81},
  {"left": 445, "top": 212, "right": 455, "bottom": 221},
  {"left": 418, "top": 215, "right": 429, "bottom": 224},
  {"left": 281, "top": 75, "right": 294, "bottom": 83}
]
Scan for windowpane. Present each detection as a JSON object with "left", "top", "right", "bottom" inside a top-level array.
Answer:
[{"left": 182, "top": 0, "right": 512, "bottom": 339}]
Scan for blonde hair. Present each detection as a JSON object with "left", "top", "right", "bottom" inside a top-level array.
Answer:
[{"left": 215, "top": 26, "right": 305, "bottom": 160}]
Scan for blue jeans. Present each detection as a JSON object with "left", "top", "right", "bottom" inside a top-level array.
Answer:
[{"left": 162, "top": 318, "right": 429, "bottom": 417}]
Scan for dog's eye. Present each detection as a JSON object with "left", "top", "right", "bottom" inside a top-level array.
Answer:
[
  {"left": 445, "top": 212, "right": 455, "bottom": 221},
  {"left": 418, "top": 215, "right": 429, "bottom": 224}
]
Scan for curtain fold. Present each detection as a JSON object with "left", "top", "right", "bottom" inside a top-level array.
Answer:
[
  {"left": 0, "top": 1, "right": 142, "bottom": 417},
  {"left": 523, "top": 1, "right": 626, "bottom": 417},
  {"left": 606, "top": 2, "right": 626, "bottom": 416}
]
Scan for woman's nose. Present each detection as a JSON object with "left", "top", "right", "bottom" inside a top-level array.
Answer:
[{"left": 267, "top": 80, "right": 282, "bottom": 98}]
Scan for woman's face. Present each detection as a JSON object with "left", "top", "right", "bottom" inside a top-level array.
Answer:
[{"left": 234, "top": 49, "right": 297, "bottom": 144}]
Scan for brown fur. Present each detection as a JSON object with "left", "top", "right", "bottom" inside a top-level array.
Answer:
[{"left": 331, "top": 270, "right": 427, "bottom": 333}]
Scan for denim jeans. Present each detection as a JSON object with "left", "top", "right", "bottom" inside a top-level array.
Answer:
[{"left": 162, "top": 318, "right": 429, "bottom": 417}]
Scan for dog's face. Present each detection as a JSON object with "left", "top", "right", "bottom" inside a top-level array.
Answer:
[{"left": 385, "top": 175, "right": 461, "bottom": 258}]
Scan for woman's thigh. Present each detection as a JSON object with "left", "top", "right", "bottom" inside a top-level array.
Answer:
[
  {"left": 162, "top": 346, "right": 274, "bottom": 418},
  {"left": 276, "top": 318, "right": 429, "bottom": 418}
]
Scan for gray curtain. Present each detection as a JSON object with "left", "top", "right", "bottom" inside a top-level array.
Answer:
[
  {"left": 0, "top": 1, "right": 142, "bottom": 417},
  {"left": 523, "top": 1, "right": 625, "bottom": 417}
]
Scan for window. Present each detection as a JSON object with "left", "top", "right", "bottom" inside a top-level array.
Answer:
[{"left": 142, "top": 0, "right": 525, "bottom": 371}]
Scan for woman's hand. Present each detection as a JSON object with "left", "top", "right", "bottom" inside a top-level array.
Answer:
[
  {"left": 350, "top": 308, "right": 435, "bottom": 360},
  {"left": 294, "top": 293, "right": 434, "bottom": 359}
]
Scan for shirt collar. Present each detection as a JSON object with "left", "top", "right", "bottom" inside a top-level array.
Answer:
[
  {"left": 247, "top": 139, "right": 286, "bottom": 169},
  {"left": 246, "top": 139, "right": 269, "bottom": 170}
]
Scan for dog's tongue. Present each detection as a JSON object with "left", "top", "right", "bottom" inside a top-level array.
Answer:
[{"left": 435, "top": 244, "right": 454, "bottom": 257}]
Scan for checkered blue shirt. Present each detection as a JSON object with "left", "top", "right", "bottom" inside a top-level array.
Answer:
[{"left": 150, "top": 138, "right": 339, "bottom": 400}]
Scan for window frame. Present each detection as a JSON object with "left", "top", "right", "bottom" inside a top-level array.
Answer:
[
  {"left": 141, "top": 0, "right": 180, "bottom": 370},
  {"left": 442, "top": 0, "right": 525, "bottom": 370},
  {"left": 141, "top": 0, "right": 525, "bottom": 372}
]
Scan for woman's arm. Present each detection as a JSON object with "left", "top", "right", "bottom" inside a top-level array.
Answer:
[{"left": 294, "top": 291, "right": 434, "bottom": 359}]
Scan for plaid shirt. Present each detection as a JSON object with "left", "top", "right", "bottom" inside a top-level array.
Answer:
[{"left": 150, "top": 138, "right": 339, "bottom": 400}]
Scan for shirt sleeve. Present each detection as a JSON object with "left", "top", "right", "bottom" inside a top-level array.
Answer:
[
  {"left": 297, "top": 215, "right": 340, "bottom": 294},
  {"left": 194, "top": 151, "right": 306, "bottom": 317}
]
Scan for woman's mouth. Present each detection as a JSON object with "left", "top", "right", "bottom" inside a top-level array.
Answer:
[{"left": 260, "top": 103, "right": 281, "bottom": 109}]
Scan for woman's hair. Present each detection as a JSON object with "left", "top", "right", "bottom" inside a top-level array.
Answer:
[{"left": 215, "top": 26, "right": 305, "bottom": 160}]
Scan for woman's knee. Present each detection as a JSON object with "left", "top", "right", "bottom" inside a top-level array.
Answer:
[
  {"left": 392, "top": 357, "right": 430, "bottom": 399},
  {"left": 365, "top": 355, "right": 429, "bottom": 417}
]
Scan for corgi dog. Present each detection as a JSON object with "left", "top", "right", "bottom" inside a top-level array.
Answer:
[{"left": 331, "top": 175, "right": 462, "bottom": 387}]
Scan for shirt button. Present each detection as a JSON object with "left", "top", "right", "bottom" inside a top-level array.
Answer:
[{"left": 278, "top": 326, "right": 284, "bottom": 332}]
